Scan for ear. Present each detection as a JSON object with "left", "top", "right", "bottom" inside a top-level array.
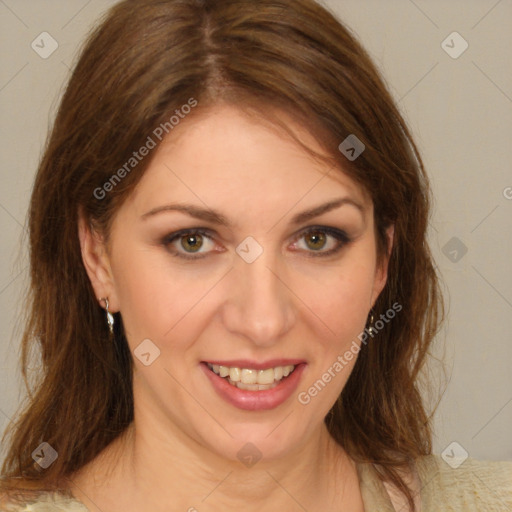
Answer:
[
  {"left": 370, "top": 224, "right": 394, "bottom": 307},
  {"left": 78, "top": 211, "right": 120, "bottom": 312}
]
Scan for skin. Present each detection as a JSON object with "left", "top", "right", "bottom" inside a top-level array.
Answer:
[{"left": 74, "top": 104, "right": 394, "bottom": 511}]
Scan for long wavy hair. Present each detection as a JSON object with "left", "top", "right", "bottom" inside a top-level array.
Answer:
[{"left": 1, "top": 0, "right": 444, "bottom": 509}]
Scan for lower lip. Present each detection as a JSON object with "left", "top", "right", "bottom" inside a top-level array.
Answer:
[{"left": 201, "top": 363, "right": 306, "bottom": 411}]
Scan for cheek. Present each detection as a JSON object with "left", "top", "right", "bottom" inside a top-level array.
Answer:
[
  {"left": 297, "top": 259, "right": 377, "bottom": 348},
  {"left": 294, "top": 263, "right": 376, "bottom": 412},
  {"left": 110, "top": 231, "right": 378, "bottom": 359},
  {"left": 111, "top": 246, "right": 224, "bottom": 349}
]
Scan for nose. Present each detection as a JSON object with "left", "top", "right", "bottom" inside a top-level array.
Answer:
[{"left": 220, "top": 251, "right": 296, "bottom": 347}]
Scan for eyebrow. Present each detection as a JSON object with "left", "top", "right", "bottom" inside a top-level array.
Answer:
[
  {"left": 290, "top": 197, "right": 365, "bottom": 224},
  {"left": 141, "top": 203, "right": 231, "bottom": 225},
  {"left": 140, "top": 197, "right": 365, "bottom": 226}
]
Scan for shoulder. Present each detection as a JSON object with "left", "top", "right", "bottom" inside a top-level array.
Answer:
[
  {"left": 414, "top": 454, "right": 512, "bottom": 511},
  {"left": 0, "top": 491, "right": 89, "bottom": 512}
]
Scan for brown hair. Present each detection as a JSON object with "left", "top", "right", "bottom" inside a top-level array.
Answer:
[{"left": 1, "top": 0, "right": 444, "bottom": 509}]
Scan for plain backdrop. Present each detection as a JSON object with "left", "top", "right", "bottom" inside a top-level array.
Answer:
[{"left": 1, "top": 0, "right": 511, "bottom": 466}]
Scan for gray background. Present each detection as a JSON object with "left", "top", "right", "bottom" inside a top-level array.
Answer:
[{"left": 1, "top": 0, "right": 511, "bottom": 465}]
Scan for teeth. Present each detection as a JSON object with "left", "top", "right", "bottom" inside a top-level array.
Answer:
[
  {"left": 257, "top": 368, "right": 275, "bottom": 385},
  {"left": 219, "top": 366, "right": 230, "bottom": 378},
  {"left": 229, "top": 367, "right": 241, "bottom": 382},
  {"left": 236, "top": 382, "right": 262, "bottom": 391},
  {"left": 208, "top": 363, "right": 296, "bottom": 390},
  {"left": 241, "top": 368, "right": 258, "bottom": 384}
]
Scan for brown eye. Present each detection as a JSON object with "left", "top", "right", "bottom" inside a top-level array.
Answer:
[
  {"left": 290, "top": 226, "right": 351, "bottom": 257},
  {"left": 180, "top": 233, "right": 204, "bottom": 252},
  {"left": 304, "top": 231, "right": 327, "bottom": 250},
  {"left": 163, "top": 229, "right": 219, "bottom": 259}
]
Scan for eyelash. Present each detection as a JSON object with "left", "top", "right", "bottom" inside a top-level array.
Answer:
[
  {"left": 161, "top": 226, "right": 352, "bottom": 261},
  {"left": 292, "top": 226, "right": 352, "bottom": 258}
]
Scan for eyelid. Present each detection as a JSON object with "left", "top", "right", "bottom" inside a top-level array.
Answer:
[
  {"left": 162, "top": 228, "right": 219, "bottom": 260},
  {"left": 293, "top": 225, "right": 350, "bottom": 240},
  {"left": 161, "top": 225, "right": 352, "bottom": 260},
  {"left": 162, "top": 227, "right": 215, "bottom": 242},
  {"left": 289, "top": 225, "right": 352, "bottom": 257},
  {"left": 290, "top": 225, "right": 351, "bottom": 246}
]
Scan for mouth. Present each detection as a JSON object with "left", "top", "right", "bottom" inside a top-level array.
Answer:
[
  {"left": 201, "top": 360, "right": 306, "bottom": 411},
  {"left": 206, "top": 362, "right": 297, "bottom": 391}
]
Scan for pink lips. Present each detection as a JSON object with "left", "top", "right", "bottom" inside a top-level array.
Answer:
[{"left": 201, "top": 360, "right": 306, "bottom": 411}]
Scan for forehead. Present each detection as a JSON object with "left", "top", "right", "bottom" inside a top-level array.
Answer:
[{"left": 125, "top": 104, "right": 372, "bottom": 219}]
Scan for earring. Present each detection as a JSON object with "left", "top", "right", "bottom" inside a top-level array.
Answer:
[
  {"left": 100, "top": 297, "right": 114, "bottom": 335},
  {"left": 367, "top": 308, "right": 375, "bottom": 337}
]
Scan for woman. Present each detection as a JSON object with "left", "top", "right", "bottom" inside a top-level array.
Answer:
[{"left": 1, "top": 0, "right": 510, "bottom": 510}]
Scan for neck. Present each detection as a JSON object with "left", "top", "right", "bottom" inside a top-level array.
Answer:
[{"left": 70, "top": 413, "right": 363, "bottom": 512}]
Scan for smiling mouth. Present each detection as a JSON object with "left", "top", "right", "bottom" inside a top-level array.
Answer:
[{"left": 206, "top": 363, "right": 297, "bottom": 391}]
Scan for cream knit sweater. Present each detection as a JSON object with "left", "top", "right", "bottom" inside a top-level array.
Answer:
[{"left": 3, "top": 455, "right": 511, "bottom": 511}]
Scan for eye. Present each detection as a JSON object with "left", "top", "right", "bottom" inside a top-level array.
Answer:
[
  {"left": 180, "top": 233, "right": 206, "bottom": 253},
  {"left": 303, "top": 231, "right": 328, "bottom": 251},
  {"left": 163, "top": 229, "right": 218, "bottom": 259},
  {"left": 290, "top": 226, "right": 351, "bottom": 257}
]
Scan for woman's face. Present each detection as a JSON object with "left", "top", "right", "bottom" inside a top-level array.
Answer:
[{"left": 83, "top": 105, "right": 393, "bottom": 463}]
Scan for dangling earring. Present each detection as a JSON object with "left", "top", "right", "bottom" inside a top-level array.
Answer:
[
  {"left": 100, "top": 297, "right": 114, "bottom": 335},
  {"left": 367, "top": 308, "right": 375, "bottom": 337}
]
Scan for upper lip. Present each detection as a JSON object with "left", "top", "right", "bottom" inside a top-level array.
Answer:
[{"left": 203, "top": 359, "right": 306, "bottom": 370}]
